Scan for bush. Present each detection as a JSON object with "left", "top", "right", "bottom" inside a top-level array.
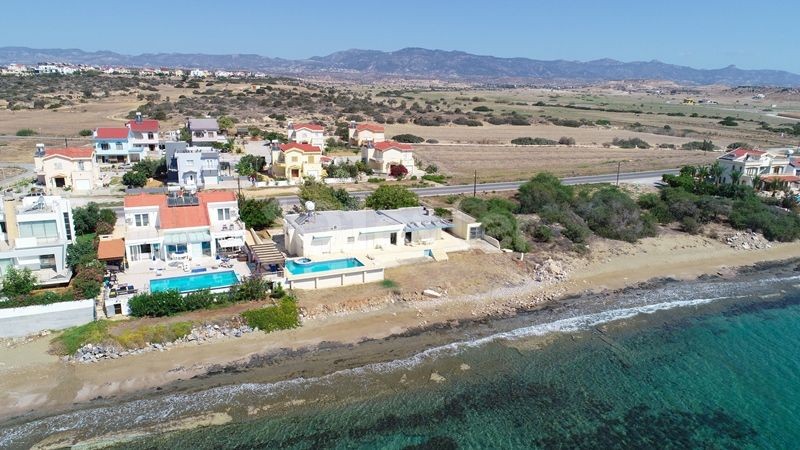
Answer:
[
  {"left": 558, "top": 136, "right": 576, "bottom": 145},
  {"left": 574, "top": 188, "right": 656, "bottom": 242},
  {"left": 422, "top": 174, "right": 447, "bottom": 184},
  {"left": 389, "top": 164, "right": 409, "bottom": 179},
  {"left": 53, "top": 321, "right": 110, "bottom": 355},
  {"left": 78, "top": 129, "right": 93, "bottom": 137},
  {"left": 72, "top": 202, "right": 117, "bottom": 236},
  {"left": 453, "top": 117, "right": 483, "bottom": 126},
  {"left": 727, "top": 142, "right": 750, "bottom": 149},
  {"left": 458, "top": 197, "right": 528, "bottom": 252},
  {"left": 612, "top": 137, "right": 650, "bottom": 149},
  {"left": 381, "top": 279, "right": 398, "bottom": 288},
  {"left": 472, "top": 106, "right": 493, "bottom": 112},
  {"left": 719, "top": 116, "right": 739, "bottom": 126},
  {"left": 16, "top": 128, "right": 36, "bottom": 136},
  {"left": 532, "top": 224, "right": 554, "bottom": 242},
  {"left": 1, "top": 267, "right": 37, "bottom": 299},
  {"left": 365, "top": 185, "right": 419, "bottom": 210},
  {"left": 517, "top": 173, "right": 574, "bottom": 214},
  {"left": 511, "top": 137, "right": 557, "bottom": 145},
  {"left": 128, "top": 289, "right": 234, "bottom": 317},
  {"left": 237, "top": 194, "right": 282, "bottom": 229},
  {"left": 72, "top": 260, "right": 104, "bottom": 299},
  {"left": 121, "top": 170, "right": 147, "bottom": 188},
  {"left": 0, "top": 289, "right": 75, "bottom": 309},
  {"left": 681, "top": 140, "right": 716, "bottom": 151},
  {"left": 392, "top": 134, "right": 425, "bottom": 143},
  {"left": 433, "top": 207, "right": 451, "bottom": 218},
  {"left": 425, "top": 164, "right": 439, "bottom": 174},
  {"left": 115, "top": 322, "right": 192, "bottom": 349},
  {"left": 681, "top": 216, "right": 702, "bottom": 234},
  {"left": 241, "top": 298, "right": 300, "bottom": 332}
]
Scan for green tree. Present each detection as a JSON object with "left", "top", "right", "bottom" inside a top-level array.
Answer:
[
  {"left": 179, "top": 127, "right": 191, "bottom": 142},
  {"left": 122, "top": 170, "right": 147, "bottom": 188},
  {"left": 261, "top": 131, "right": 288, "bottom": 143},
  {"left": 217, "top": 116, "right": 235, "bottom": 131},
  {"left": 237, "top": 195, "right": 282, "bottom": 230},
  {"left": 78, "top": 129, "right": 93, "bottom": 137},
  {"left": 1, "top": 267, "right": 37, "bottom": 298},
  {"left": 392, "top": 134, "right": 424, "bottom": 143},
  {"left": 365, "top": 185, "right": 419, "bottom": 210},
  {"left": 299, "top": 180, "right": 359, "bottom": 210},
  {"left": 72, "top": 203, "right": 101, "bottom": 235},
  {"left": 72, "top": 260, "right": 104, "bottom": 299},
  {"left": 235, "top": 155, "right": 264, "bottom": 177},
  {"left": 67, "top": 234, "right": 97, "bottom": 270},
  {"left": 517, "top": 173, "right": 574, "bottom": 214}
]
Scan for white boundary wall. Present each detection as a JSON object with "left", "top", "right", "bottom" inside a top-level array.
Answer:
[{"left": 0, "top": 299, "right": 95, "bottom": 338}]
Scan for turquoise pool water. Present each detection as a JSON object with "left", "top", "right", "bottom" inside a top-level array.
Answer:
[
  {"left": 149, "top": 270, "right": 238, "bottom": 293},
  {"left": 285, "top": 257, "right": 364, "bottom": 275}
]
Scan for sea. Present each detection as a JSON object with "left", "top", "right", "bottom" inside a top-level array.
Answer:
[{"left": 2, "top": 263, "right": 800, "bottom": 449}]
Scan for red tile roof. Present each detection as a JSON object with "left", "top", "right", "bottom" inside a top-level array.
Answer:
[
  {"left": 95, "top": 127, "right": 130, "bottom": 139},
  {"left": 123, "top": 191, "right": 236, "bottom": 230},
  {"left": 374, "top": 141, "right": 413, "bottom": 152},
  {"left": 356, "top": 123, "right": 385, "bottom": 133},
  {"left": 291, "top": 122, "right": 324, "bottom": 132},
  {"left": 127, "top": 119, "right": 160, "bottom": 133},
  {"left": 43, "top": 147, "right": 94, "bottom": 159},
  {"left": 97, "top": 238, "right": 125, "bottom": 261},
  {"left": 279, "top": 143, "right": 322, "bottom": 153},
  {"left": 721, "top": 148, "right": 765, "bottom": 160}
]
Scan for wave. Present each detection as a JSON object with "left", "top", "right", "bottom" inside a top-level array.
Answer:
[{"left": 0, "top": 293, "right": 734, "bottom": 448}]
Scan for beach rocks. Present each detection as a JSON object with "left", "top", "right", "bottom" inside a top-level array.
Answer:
[
  {"left": 68, "top": 322, "right": 257, "bottom": 364},
  {"left": 723, "top": 231, "right": 771, "bottom": 251}
]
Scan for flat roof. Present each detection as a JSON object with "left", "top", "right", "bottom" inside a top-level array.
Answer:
[{"left": 285, "top": 207, "right": 451, "bottom": 234}]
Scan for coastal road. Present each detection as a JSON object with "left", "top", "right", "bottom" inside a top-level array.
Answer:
[
  {"left": 105, "top": 168, "right": 677, "bottom": 215},
  {"left": 273, "top": 168, "right": 679, "bottom": 207}
]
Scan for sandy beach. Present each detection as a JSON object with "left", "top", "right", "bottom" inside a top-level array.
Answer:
[{"left": 1, "top": 229, "right": 799, "bottom": 425}]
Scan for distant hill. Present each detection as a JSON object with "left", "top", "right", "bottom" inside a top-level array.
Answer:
[{"left": 2, "top": 46, "right": 799, "bottom": 86}]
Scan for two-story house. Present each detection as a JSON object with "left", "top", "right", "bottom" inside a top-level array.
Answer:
[
  {"left": 717, "top": 147, "right": 791, "bottom": 185},
  {"left": 165, "top": 142, "right": 220, "bottom": 188},
  {"left": 287, "top": 122, "right": 326, "bottom": 150},
  {"left": 122, "top": 191, "right": 245, "bottom": 264},
  {"left": 348, "top": 122, "right": 385, "bottom": 147},
  {"left": 127, "top": 112, "right": 160, "bottom": 154},
  {"left": 363, "top": 141, "right": 416, "bottom": 174},
  {"left": 0, "top": 194, "right": 75, "bottom": 286},
  {"left": 93, "top": 127, "right": 138, "bottom": 164},
  {"left": 187, "top": 118, "right": 227, "bottom": 147},
  {"left": 270, "top": 143, "right": 323, "bottom": 183},
  {"left": 33, "top": 144, "right": 100, "bottom": 192}
]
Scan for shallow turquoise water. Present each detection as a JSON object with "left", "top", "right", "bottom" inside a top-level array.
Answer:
[
  {"left": 149, "top": 270, "right": 238, "bottom": 293},
  {"left": 285, "top": 257, "right": 364, "bottom": 275},
  {"left": 125, "top": 284, "right": 800, "bottom": 449}
]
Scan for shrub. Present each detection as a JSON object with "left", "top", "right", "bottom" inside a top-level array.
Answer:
[
  {"left": 241, "top": 298, "right": 300, "bottom": 332},
  {"left": 16, "top": 128, "right": 36, "bottom": 136},
  {"left": 611, "top": 137, "right": 650, "bottom": 149},
  {"left": 121, "top": 170, "right": 147, "bottom": 188},
  {"left": 381, "top": 279, "right": 398, "bottom": 288},
  {"left": 558, "top": 136, "right": 576, "bottom": 145},
  {"left": 389, "top": 164, "right": 409, "bottom": 179},
  {"left": 433, "top": 207, "right": 451, "bottom": 218},
  {"left": 453, "top": 117, "right": 483, "bottom": 126},
  {"left": 52, "top": 321, "right": 110, "bottom": 355},
  {"left": 421, "top": 174, "right": 447, "bottom": 184},
  {"left": 425, "top": 164, "right": 439, "bottom": 174},
  {"left": 532, "top": 224, "right": 554, "bottom": 242},
  {"left": 72, "top": 260, "right": 104, "bottom": 299},
  {"left": 681, "top": 216, "right": 701, "bottom": 234},
  {"left": 517, "top": 173, "right": 574, "bottom": 214},
  {"left": 596, "top": 119, "right": 611, "bottom": 126},
  {"left": 574, "top": 188, "right": 656, "bottom": 242},
  {"left": 0, "top": 290, "right": 75, "bottom": 309},
  {"left": 115, "top": 322, "right": 192, "bottom": 349},
  {"left": 719, "top": 116, "right": 739, "bottom": 126},
  {"left": 365, "top": 185, "right": 419, "bottom": 210},
  {"left": 230, "top": 276, "right": 270, "bottom": 303},
  {"left": 237, "top": 194, "right": 282, "bottom": 229},
  {"left": 727, "top": 142, "right": 750, "bottom": 149},
  {"left": 511, "top": 137, "right": 557, "bottom": 145},
  {"left": 392, "top": 134, "right": 424, "bottom": 143},
  {"left": 78, "top": 129, "right": 93, "bottom": 137},
  {"left": 1, "top": 267, "right": 37, "bottom": 298},
  {"left": 681, "top": 140, "right": 716, "bottom": 151},
  {"left": 472, "top": 106, "right": 493, "bottom": 112}
]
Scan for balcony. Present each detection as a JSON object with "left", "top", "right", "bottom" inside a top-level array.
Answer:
[{"left": 211, "top": 220, "right": 245, "bottom": 234}]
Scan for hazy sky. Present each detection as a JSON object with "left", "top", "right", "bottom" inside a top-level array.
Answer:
[{"left": 3, "top": 0, "right": 798, "bottom": 73}]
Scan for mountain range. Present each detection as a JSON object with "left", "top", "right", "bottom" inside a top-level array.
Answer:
[{"left": 2, "top": 46, "right": 799, "bottom": 86}]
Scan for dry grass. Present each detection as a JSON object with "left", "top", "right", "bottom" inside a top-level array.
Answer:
[{"left": 414, "top": 144, "right": 717, "bottom": 183}]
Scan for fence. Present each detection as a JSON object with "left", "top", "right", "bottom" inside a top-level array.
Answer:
[{"left": 0, "top": 299, "right": 94, "bottom": 338}]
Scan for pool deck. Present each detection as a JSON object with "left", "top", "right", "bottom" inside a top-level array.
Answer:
[{"left": 116, "top": 257, "right": 252, "bottom": 294}]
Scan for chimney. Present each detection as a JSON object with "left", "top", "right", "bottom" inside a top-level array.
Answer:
[
  {"left": 287, "top": 121, "right": 294, "bottom": 131},
  {"left": 136, "top": 111, "right": 143, "bottom": 123},
  {"left": 349, "top": 120, "right": 356, "bottom": 129},
  {"left": 35, "top": 143, "right": 45, "bottom": 157}
]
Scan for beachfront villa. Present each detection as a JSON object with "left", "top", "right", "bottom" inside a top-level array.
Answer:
[
  {"left": 348, "top": 122, "right": 385, "bottom": 147},
  {"left": 165, "top": 142, "right": 221, "bottom": 188},
  {"left": 717, "top": 147, "right": 800, "bottom": 192},
  {"left": 362, "top": 141, "right": 417, "bottom": 174},
  {"left": 93, "top": 127, "right": 139, "bottom": 163},
  {"left": 187, "top": 118, "right": 228, "bottom": 147},
  {"left": 0, "top": 194, "right": 75, "bottom": 286},
  {"left": 126, "top": 113, "right": 160, "bottom": 154},
  {"left": 270, "top": 142, "right": 323, "bottom": 183},
  {"left": 122, "top": 190, "right": 246, "bottom": 264},
  {"left": 33, "top": 144, "right": 100, "bottom": 192},
  {"left": 287, "top": 122, "right": 326, "bottom": 150}
]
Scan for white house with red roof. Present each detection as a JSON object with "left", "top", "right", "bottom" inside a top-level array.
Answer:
[
  {"left": 270, "top": 142, "right": 323, "bottom": 183},
  {"left": 126, "top": 112, "right": 160, "bottom": 154},
  {"left": 364, "top": 141, "right": 417, "bottom": 174},
  {"left": 33, "top": 144, "right": 100, "bottom": 192},
  {"left": 93, "top": 126, "right": 137, "bottom": 164},
  {"left": 717, "top": 147, "right": 792, "bottom": 185},
  {"left": 348, "top": 122, "right": 386, "bottom": 147},
  {"left": 287, "top": 122, "right": 326, "bottom": 150},
  {"left": 122, "top": 191, "right": 245, "bottom": 264}
]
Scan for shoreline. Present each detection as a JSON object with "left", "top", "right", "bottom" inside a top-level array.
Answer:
[{"left": 1, "top": 232, "right": 800, "bottom": 427}]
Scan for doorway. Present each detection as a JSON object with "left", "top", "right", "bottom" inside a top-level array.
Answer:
[
  {"left": 390, "top": 232, "right": 397, "bottom": 245},
  {"left": 405, "top": 231, "right": 412, "bottom": 244},
  {"left": 54, "top": 177, "right": 66, "bottom": 187}
]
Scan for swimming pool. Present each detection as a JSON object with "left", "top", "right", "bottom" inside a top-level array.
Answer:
[
  {"left": 285, "top": 257, "right": 364, "bottom": 275},
  {"left": 149, "top": 270, "right": 239, "bottom": 293}
]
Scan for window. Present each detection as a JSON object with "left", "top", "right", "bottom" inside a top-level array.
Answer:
[
  {"left": 53, "top": 162, "right": 62, "bottom": 170},
  {"left": 134, "top": 214, "right": 149, "bottom": 227},
  {"left": 217, "top": 208, "right": 230, "bottom": 220},
  {"left": 63, "top": 212, "right": 72, "bottom": 241},
  {"left": 18, "top": 220, "right": 58, "bottom": 239},
  {"left": 307, "top": 156, "right": 315, "bottom": 163},
  {"left": 100, "top": 143, "right": 110, "bottom": 151},
  {"left": 77, "top": 161, "right": 85, "bottom": 171},
  {"left": 291, "top": 156, "right": 298, "bottom": 163},
  {"left": 115, "top": 142, "right": 123, "bottom": 150},
  {"left": 186, "top": 159, "right": 194, "bottom": 167},
  {"left": 39, "top": 254, "right": 57, "bottom": 270},
  {"left": 347, "top": 236, "right": 355, "bottom": 243},
  {"left": 147, "top": 133, "right": 154, "bottom": 139}
]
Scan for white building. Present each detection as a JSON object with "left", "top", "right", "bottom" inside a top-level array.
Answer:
[
  {"left": 33, "top": 144, "right": 100, "bottom": 192},
  {"left": 93, "top": 127, "right": 138, "bottom": 163},
  {"left": 287, "top": 122, "right": 326, "bottom": 150},
  {"left": 348, "top": 122, "right": 385, "bottom": 147},
  {"left": 363, "top": 141, "right": 417, "bottom": 174},
  {"left": 0, "top": 195, "right": 76, "bottom": 286},
  {"left": 122, "top": 191, "right": 245, "bottom": 264},
  {"left": 126, "top": 112, "right": 160, "bottom": 154},
  {"left": 165, "top": 142, "right": 220, "bottom": 188},
  {"left": 187, "top": 118, "right": 227, "bottom": 147},
  {"left": 717, "top": 147, "right": 792, "bottom": 185}
]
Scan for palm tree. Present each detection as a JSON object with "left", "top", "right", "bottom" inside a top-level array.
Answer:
[
  {"left": 709, "top": 161, "right": 724, "bottom": 186},
  {"left": 752, "top": 174, "right": 762, "bottom": 191},
  {"left": 730, "top": 169, "right": 742, "bottom": 186}
]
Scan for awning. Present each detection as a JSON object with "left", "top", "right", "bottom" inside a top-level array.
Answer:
[
  {"left": 359, "top": 230, "right": 389, "bottom": 236},
  {"left": 311, "top": 236, "right": 332, "bottom": 242},
  {"left": 403, "top": 220, "right": 453, "bottom": 232},
  {"left": 218, "top": 237, "right": 244, "bottom": 248},
  {"left": 97, "top": 238, "right": 125, "bottom": 261},
  {"left": 249, "top": 241, "right": 285, "bottom": 265},
  {"left": 164, "top": 231, "right": 211, "bottom": 245}
]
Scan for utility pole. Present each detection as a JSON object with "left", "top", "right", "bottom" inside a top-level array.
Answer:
[
  {"left": 473, "top": 170, "right": 477, "bottom": 197},
  {"left": 64, "top": 137, "right": 68, "bottom": 148},
  {"left": 616, "top": 161, "right": 622, "bottom": 187}
]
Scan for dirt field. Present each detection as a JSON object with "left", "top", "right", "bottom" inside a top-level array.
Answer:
[{"left": 414, "top": 144, "right": 716, "bottom": 183}]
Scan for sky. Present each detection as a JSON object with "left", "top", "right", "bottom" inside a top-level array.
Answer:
[{"left": 2, "top": 0, "right": 798, "bottom": 73}]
